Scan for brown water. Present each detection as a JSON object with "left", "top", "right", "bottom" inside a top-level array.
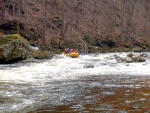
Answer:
[
  {"left": 28, "top": 75, "right": 150, "bottom": 113},
  {"left": 1, "top": 53, "right": 150, "bottom": 113}
]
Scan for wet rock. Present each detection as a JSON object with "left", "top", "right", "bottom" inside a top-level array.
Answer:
[
  {"left": 139, "top": 53, "right": 148, "bottom": 57},
  {"left": 131, "top": 56, "right": 139, "bottom": 62},
  {"left": 84, "top": 64, "right": 94, "bottom": 68},
  {"left": 131, "top": 55, "right": 146, "bottom": 63},
  {"left": 125, "top": 59, "right": 134, "bottom": 63},
  {"left": 114, "top": 53, "right": 146, "bottom": 63},
  {"left": 137, "top": 58, "right": 146, "bottom": 62},
  {"left": 114, "top": 55, "right": 125, "bottom": 63},
  {"left": 127, "top": 53, "right": 133, "bottom": 57},
  {"left": 0, "top": 34, "right": 30, "bottom": 63}
]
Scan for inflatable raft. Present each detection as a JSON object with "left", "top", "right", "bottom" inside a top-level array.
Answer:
[
  {"left": 69, "top": 52, "right": 80, "bottom": 58},
  {"left": 62, "top": 48, "right": 80, "bottom": 58},
  {"left": 62, "top": 52, "right": 80, "bottom": 58}
]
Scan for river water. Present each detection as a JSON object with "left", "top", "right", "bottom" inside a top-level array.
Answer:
[{"left": 0, "top": 52, "right": 150, "bottom": 113}]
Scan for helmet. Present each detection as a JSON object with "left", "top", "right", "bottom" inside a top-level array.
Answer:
[{"left": 65, "top": 48, "right": 69, "bottom": 51}]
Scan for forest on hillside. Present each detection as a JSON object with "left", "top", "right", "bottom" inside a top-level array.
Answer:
[{"left": 0, "top": 0, "right": 150, "bottom": 52}]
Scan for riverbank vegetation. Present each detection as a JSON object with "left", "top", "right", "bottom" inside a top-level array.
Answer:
[{"left": 0, "top": 0, "right": 150, "bottom": 62}]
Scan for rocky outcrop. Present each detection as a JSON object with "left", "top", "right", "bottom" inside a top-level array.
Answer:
[
  {"left": 114, "top": 53, "right": 147, "bottom": 63},
  {"left": 0, "top": 34, "right": 30, "bottom": 63},
  {"left": 0, "top": 34, "right": 54, "bottom": 63}
]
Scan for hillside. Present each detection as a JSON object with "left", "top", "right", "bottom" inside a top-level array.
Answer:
[{"left": 0, "top": 0, "right": 150, "bottom": 53}]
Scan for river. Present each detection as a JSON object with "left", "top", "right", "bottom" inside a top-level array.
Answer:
[{"left": 0, "top": 52, "right": 150, "bottom": 113}]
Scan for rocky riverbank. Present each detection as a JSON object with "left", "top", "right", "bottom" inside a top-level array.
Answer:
[
  {"left": 0, "top": 34, "right": 53, "bottom": 63},
  {"left": 0, "top": 33, "right": 149, "bottom": 64}
]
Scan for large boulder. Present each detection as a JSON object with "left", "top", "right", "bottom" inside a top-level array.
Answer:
[{"left": 0, "top": 34, "right": 30, "bottom": 63}]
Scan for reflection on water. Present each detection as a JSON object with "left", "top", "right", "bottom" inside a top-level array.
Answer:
[
  {"left": 0, "top": 53, "right": 150, "bottom": 113},
  {"left": 27, "top": 75, "right": 150, "bottom": 113}
]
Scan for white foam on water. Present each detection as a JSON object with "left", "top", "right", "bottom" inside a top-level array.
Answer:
[
  {"left": 0, "top": 52, "right": 150, "bottom": 83},
  {"left": 0, "top": 52, "right": 150, "bottom": 112}
]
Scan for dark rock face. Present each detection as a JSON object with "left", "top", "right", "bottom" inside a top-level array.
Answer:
[
  {"left": 0, "top": 34, "right": 30, "bottom": 63},
  {"left": 0, "top": 20, "right": 25, "bottom": 34}
]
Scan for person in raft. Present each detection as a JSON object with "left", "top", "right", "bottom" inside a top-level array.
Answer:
[
  {"left": 64, "top": 48, "right": 80, "bottom": 55},
  {"left": 76, "top": 49, "right": 81, "bottom": 55},
  {"left": 64, "top": 48, "right": 70, "bottom": 54},
  {"left": 70, "top": 49, "right": 80, "bottom": 55}
]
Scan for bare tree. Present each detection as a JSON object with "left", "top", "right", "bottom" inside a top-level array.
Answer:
[
  {"left": 42, "top": 0, "right": 48, "bottom": 44},
  {"left": 125, "top": 0, "right": 137, "bottom": 42},
  {"left": 143, "top": 0, "right": 150, "bottom": 41},
  {"left": 75, "top": 0, "right": 83, "bottom": 32},
  {"left": 22, "top": 0, "right": 28, "bottom": 36},
  {"left": 17, "top": 0, "right": 20, "bottom": 34},
  {"left": 120, "top": 0, "right": 126, "bottom": 45},
  {"left": 61, "top": 0, "right": 65, "bottom": 39},
  {"left": 99, "top": 0, "right": 104, "bottom": 39},
  {"left": 92, "top": 0, "right": 98, "bottom": 35},
  {"left": 112, "top": 0, "right": 117, "bottom": 38},
  {"left": 0, "top": 0, "right": 6, "bottom": 25}
]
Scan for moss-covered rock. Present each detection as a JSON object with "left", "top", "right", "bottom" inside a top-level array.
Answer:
[{"left": 0, "top": 34, "right": 30, "bottom": 63}]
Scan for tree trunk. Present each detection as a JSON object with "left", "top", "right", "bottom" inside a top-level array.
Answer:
[
  {"left": 0, "top": 1, "right": 5, "bottom": 25},
  {"left": 23, "top": 0, "right": 27, "bottom": 37},
  {"left": 17, "top": 1, "right": 20, "bottom": 34},
  {"left": 121, "top": 0, "right": 126, "bottom": 46},
  {"left": 92, "top": 0, "right": 97, "bottom": 35},
  {"left": 61, "top": 0, "right": 65, "bottom": 39},
  {"left": 42, "top": 0, "right": 48, "bottom": 44}
]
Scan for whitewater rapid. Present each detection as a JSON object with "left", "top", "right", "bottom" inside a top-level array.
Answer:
[
  {"left": 0, "top": 52, "right": 150, "bottom": 113},
  {"left": 0, "top": 52, "right": 150, "bottom": 83},
  {"left": 0, "top": 53, "right": 150, "bottom": 82}
]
